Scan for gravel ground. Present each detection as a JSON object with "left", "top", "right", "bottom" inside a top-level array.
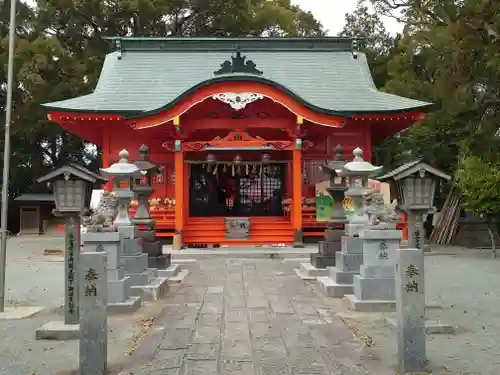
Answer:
[
  {"left": 0, "top": 235, "right": 178, "bottom": 375},
  {"left": 321, "top": 249, "right": 500, "bottom": 375}
]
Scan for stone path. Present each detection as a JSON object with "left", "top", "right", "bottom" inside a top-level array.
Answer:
[{"left": 119, "top": 259, "right": 377, "bottom": 375}]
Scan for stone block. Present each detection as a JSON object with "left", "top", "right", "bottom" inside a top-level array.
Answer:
[
  {"left": 343, "top": 294, "right": 396, "bottom": 312},
  {"left": 118, "top": 225, "right": 137, "bottom": 240},
  {"left": 324, "top": 229, "right": 343, "bottom": 242},
  {"left": 130, "top": 277, "right": 169, "bottom": 301},
  {"left": 121, "top": 253, "right": 148, "bottom": 274},
  {"left": 341, "top": 236, "right": 364, "bottom": 254},
  {"left": 317, "top": 277, "right": 353, "bottom": 298},
  {"left": 318, "top": 241, "right": 340, "bottom": 256},
  {"left": 328, "top": 267, "right": 358, "bottom": 285},
  {"left": 359, "top": 229, "right": 401, "bottom": 268},
  {"left": 335, "top": 252, "right": 363, "bottom": 272},
  {"left": 360, "top": 265, "right": 394, "bottom": 279},
  {"left": 157, "top": 264, "right": 181, "bottom": 279},
  {"left": 122, "top": 237, "right": 141, "bottom": 255},
  {"left": 104, "top": 243, "right": 121, "bottom": 270},
  {"left": 395, "top": 248, "right": 426, "bottom": 373},
  {"left": 125, "top": 271, "right": 150, "bottom": 286},
  {"left": 107, "top": 296, "right": 142, "bottom": 314},
  {"left": 384, "top": 316, "right": 456, "bottom": 335},
  {"left": 298, "top": 263, "right": 329, "bottom": 278},
  {"left": 310, "top": 254, "right": 336, "bottom": 269},
  {"left": 79, "top": 252, "right": 107, "bottom": 375},
  {"left": 137, "top": 229, "right": 155, "bottom": 242},
  {"left": 167, "top": 268, "right": 189, "bottom": 284},
  {"left": 81, "top": 231, "right": 121, "bottom": 245},
  {"left": 143, "top": 241, "right": 163, "bottom": 257},
  {"left": 0, "top": 306, "right": 44, "bottom": 320},
  {"left": 353, "top": 274, "right": 395, "bottom": 301},
  {"left": 107, "top": 267, "right": 125, "bottom": 281},
  {"left": 107, "top": 278, "right": 130, "bottom": 304},
  {"left": 345, "top": 222, "right": 368, "bottom": 237},
  {"left": 148, "top": 254, "right": 171, "bottom": 269},
  {"left": 35, "top": 321, "right": 79, "bottom": 340}
]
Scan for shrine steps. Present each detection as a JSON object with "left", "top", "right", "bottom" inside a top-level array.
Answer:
[{"left": 183, "top": 217, "right": 295, "bottom": 245}]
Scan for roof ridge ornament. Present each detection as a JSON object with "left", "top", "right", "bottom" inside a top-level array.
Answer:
[
  {"left": 351, "top": 38, "right": 359, "bottom": 59},
  {"left": 115, "top": 39, "right": 122, "bottom": 60},
  {"left": 214, "top": 46, "right": 263, "bottom": 76}
]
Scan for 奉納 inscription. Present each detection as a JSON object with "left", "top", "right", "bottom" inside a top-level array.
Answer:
[
  {"left": 84, "top": 268, "right": 99, "bottom": 297},
  {"left": 404, "top": 264, "right": 420, "bottom": 292},
  {"left": 379, "top": 240, "right": 389, "bottom": 260}
]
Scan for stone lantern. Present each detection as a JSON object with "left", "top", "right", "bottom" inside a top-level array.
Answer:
[
  {"left": 36, "top": 163, "right": 107, "bottom": 333},
  {"left": 378, "top": 160, "right": 451, "bottom": 250},
  {"left": 320, "top": 144, "right": 348, "bottom": 225},
  {"left": 132, "top": 145, "right": 170, "bottom": 270},
  {"left": 339, "top": 147, "right": 383, "bottom": 236},
  {"left": 100, "top": 150, "right": 141, "bottom": 228},
  {"left": 132, "top": 145, "right": 160, "bottom": 226}
]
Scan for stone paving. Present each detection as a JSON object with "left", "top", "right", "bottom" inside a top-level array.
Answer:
[{"left": 119, "top": 258, "right": 381, "bottom": 375}]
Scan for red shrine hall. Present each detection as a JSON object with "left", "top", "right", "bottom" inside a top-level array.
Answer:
[{"left": 42, "top": 37, "right": 431, "bottom": 247}]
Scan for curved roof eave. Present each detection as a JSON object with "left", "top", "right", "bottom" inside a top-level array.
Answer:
[{"left": 41, "top": 75, "right": 434, "bottom": 118}]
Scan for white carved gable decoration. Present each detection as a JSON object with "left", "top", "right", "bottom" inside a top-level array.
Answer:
[{"left": 212, "top": 92, "right": 264, "bottom": 110}]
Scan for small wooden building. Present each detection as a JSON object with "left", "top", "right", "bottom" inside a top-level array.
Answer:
[
  {"left": 14, "top": 194, "right": 56, "bottom": 235},
  {"left": 41, "top": 37, "right": 431, "bottom": 247}
]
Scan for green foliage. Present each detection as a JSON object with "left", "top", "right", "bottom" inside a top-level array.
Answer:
[{"left": 455, "top": 156, "right": 500, "bottom": 216}]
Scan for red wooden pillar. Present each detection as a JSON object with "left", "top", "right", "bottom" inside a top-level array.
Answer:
[
  {"left": 292, "top": 139, "right": 304, "bottom": 247},
  {"left": 174, "top": 141, "right": 185, "bottom": 248}
]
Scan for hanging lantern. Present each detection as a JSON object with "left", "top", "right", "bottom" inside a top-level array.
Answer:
[
  {"left": 206, "top": 153, "right": 216, "bottom": 164},
  {"left": 233, "top": 154, "right": 242, "bottom": 165},
  {"left": 233, "top": 154, "right": 243, "bottom": 175},
  {"left": 261, "top": 153, "right": 271, "bottom": 164},
  {"left": 206, "top": 153, "right": 216, "bottom": 172}
]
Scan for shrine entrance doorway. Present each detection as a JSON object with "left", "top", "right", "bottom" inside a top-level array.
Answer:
[{"left": 189, "top": 159, "right": 287, "bottom": 218}]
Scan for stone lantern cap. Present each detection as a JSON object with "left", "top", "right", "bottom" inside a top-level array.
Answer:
[
  {"left": 134, "top": 145, "right": 160, "bottom": 173},
  {"left": 37, "top": 162, "right": 107, "bottom": 184},
  {"left": 100, "top": 149, "right": 142, "bottom": 179},
  {"left": 340, "top": 147, "right": 383, "bottom": 177},
  {"left": 323, "top": 144, "right": 346, "bottom": 174},
  {"left": 377, "top": 159, "right": 451, "bottom": 182}
]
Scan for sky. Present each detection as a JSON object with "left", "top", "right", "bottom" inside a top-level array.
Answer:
[{"left": 291, "top": 0, "right": 403, "bottom": 35}]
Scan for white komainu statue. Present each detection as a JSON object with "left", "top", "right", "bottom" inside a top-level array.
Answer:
[
  {"left": 82, "top": 191, "right": 119, "bottom": 232},
  {"left": 362, "top": 190, "right": 398, "bottom": 229}
]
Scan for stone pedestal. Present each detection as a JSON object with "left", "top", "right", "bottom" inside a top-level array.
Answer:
[
  {"left": 137, "top": 229, "right": 171, "bottom": 269},
  {"left": 118, "top": 225, "right": 151, "bottom": 286},
  {"left": 311, "top": 229, "right": 342, "bottom": 268},
  {"left": 344, "top": 229, "right": 402, "bottom": 312},
  {"left": 317, "top": 236, "right": 363, "bottom": 297},
  {"left": 82, "top": 231, "right": 141, "bottom": 313},
  {"left": 118, "top": 225, "right": 170, "bottom": 301}
]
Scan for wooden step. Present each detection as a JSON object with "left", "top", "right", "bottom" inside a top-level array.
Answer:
[{"left": 183, "top": 237, "right": 295, "bottom": 245}]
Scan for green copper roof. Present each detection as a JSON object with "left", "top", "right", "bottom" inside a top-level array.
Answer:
[{"left": 42, "top": 37, "right": 432, "bottom": 116}]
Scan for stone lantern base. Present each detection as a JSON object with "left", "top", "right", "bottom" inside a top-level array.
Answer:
[
  {"left": 137, "top": 229, "right": 171, "bottom": 269},
  {"left": 317, "top": 236, "right": 364, "bottom": 298}
]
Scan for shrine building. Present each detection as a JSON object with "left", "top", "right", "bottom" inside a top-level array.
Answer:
[{"left": 42, "top": 37, "right": 431, "bottom": 247}]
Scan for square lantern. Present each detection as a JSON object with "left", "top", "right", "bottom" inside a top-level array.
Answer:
[
  {"left": 377, "top": 160, "right": 451, "bottom": 211},
  {"left": 37, "top": 163, "right": 108, "bottom": 214}
]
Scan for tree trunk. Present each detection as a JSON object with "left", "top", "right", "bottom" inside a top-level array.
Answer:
[{"left": 486, "top": 215, "right": 496, "bottom": 259}]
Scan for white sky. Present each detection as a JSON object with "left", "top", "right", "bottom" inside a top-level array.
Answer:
[{"left": 291, "top": 0, "right": 403, "bottom": 35}]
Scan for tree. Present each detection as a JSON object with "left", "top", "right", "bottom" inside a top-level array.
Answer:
[
  {"left": 455, "top": 155, "right": 500, "bottom": 258},
  {"left": 339, "top": 4, "right": 395, "bottom": 88},
  {"left": 360, "top": 0, "right": 500, "bottom": 175}
]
